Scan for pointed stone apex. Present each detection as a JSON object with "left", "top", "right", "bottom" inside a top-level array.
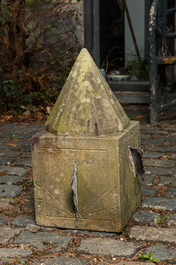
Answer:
[{"left": 45, "top": 48, "right": 130, "bottom": 136}]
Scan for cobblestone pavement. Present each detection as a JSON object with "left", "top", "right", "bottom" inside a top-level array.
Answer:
[{"left": 0, "top": 105, "right": 176, "bottom": 265}]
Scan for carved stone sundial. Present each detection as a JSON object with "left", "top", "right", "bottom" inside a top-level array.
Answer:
[{"left": 32, "top": 48, "right": 141, "bottom": 232}]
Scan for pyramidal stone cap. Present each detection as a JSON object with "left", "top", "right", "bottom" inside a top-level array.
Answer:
[{"left": 45, "top": 48, "right": 130, "bottom": 136}]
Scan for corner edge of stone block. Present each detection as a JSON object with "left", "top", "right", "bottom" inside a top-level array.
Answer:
[{"left": 31, "top": 130, "right": 47, "bottom": 149}]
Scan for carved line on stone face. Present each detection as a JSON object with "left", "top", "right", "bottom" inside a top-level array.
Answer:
[
  {"left": 36, "top": 200, "right": 44, "bottom": 215},
  {"left": 111, "top": 218, "right": 120, "bottom": 227},
  {"left": 45, "top": 204, "right": 72, "bottom": 218},
  {"left": 35, "top": 181, "right": 42, "bottom": 188},
  {"left": 38, "top": 212, "right": 45, "bottom": 220},
  {"left": 82, "top": 207, "right": 109, "bottom": 220},
  {"left": 81, "top": 190, "right": 109, "bottom": 217},
  {"left": 41, "top": 145, "right": 61, "bottom": 154},
  {"left": 110, "top": 204, "right": 118, "bottom": 214},
  {"left": 45, "top": 187, "right": 72, "bottom": 216}
]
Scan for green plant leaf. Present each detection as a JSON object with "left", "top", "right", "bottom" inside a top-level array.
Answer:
[
  {"left": 148, "top": 252, "right": 152, "bottom": 259},
  {"left": 156, "top": 217, "right": 161, "bottom": 222},
  {"left": 43, "top": 241, "right": 50, "bottom": 245},
  {"left": 163, "top": 215, "right": 168, "bottom": 220},
  {"left": 139, "top": 254, "right": 150, "bottom": 260},
  {"left": 151, "top": 258, "right": 159, "bottom": 263},
  {"left": 17, "top": 70, "right": 24, "bottom": 74}
]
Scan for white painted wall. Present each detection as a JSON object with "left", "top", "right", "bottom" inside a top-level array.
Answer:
[{"left": 125, "top": 0, "right": 145, "bottom": 64}]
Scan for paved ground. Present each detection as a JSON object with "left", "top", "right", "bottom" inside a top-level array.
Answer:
[{"left": 0, "top": 104, "right": 176, "bottom": 265}]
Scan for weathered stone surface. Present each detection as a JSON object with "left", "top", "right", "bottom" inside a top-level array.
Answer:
[
  {"left": 0, "top": 175, "right": 29, "bottom": 184},
  {"left": 16, "top": 158, "right": 32, "bottom": 167},
  {"left": 132, "top": 211, "right": 160, "bottom": 226},
  {"left": 76, "top": 238, "right": 141, "bottom": 257},
  {"left": 45, "top": 48, "right": 130, "bottom": 136},
  {"left": 0, "top": 215, "right": 8, "bottom": 225},
  {"left": 32, "top": 256, "right": 90, "bottom": 265},
  {"left": 0, "top": 144, "right": 13, "bottom": 150},
  {"left": 0, "top": 227, "right": 21, "bottom": 244},
  {"left": 168, "top": 153, "right": 176, "bottom": 159},
  {"left": 13, "top": 141, "right": 32, "bottom": 152},
  {"left": 0, "top": 131, "right": 18, "bottom": 138},
  {"left": 165, "top": 187, "right": 176, "bottom": 198},
  {"left": 0, "top": 126, "right": 28, "bottom": 134},
  {"left": 18, "top": 132, "right": 36, "bottom": 139},
  {"left": 129, "top": 226, "right": 176, "bottom": 243},
  {"left": 32, "top": 56, "right": 141, "bottom": 230},
  {"left": 141, "top": 176, "right": 154, "bottom": 186},
  {"left": 145, "top": 245, "right": 176, "bottom": 263},
  {"left": 162, "top": 126, "right": 176, "bottom": 131},
  {"left": 0, "top": 103, "right": 176, "bottom": 264},
  {"left": 0, "top": 150, "right": 21, "bottom": 164},
  {"left": 158, "top": 176, "right": 176, "bottom": 187},
  {"left": 13, "top": 231, "right": 72, "bottom": 250},
  {"left": 146, "top": 146, "right": 176, "bottom": 153},
  {"left": 0, "top": 248, "right": 32, "bottom": 258},
  {"left": 0, "top": 150, "right": 20, "bottom": 157},
  {"left": 11, "top": 215, "right": 35, "bottom": 227},
  {"left": 0, "top": 127, "right": 35, "bottom": 139},
  {"left": 26, "top": 124, "right": 44, "bottom": 130},
  {"left": 32, "top": 50, "right": 140, "bottom": 232},
  {"left": 25, "top": 224, "right": 42, "bottom": 233},
  {"left": 100, "top": 262, "right": 154, "bottom": 265},
  {"left": 124, "top": 106, "right": 149, "bottom": 121},
  {"left": 0, "top": 124, "right": 21, "bottom": 128},
  {"left": 144, "top": 167, "right": 176, "bottom": 176},
  {"left": 4, "top": 167, "right": 29, "bottom": 176},
  {"left": 0, "top": 157, "right": 17, "bottom": 165},
  {"left": 0, "top": 258, "right": 26, "bottom": 264},
  {"left": 142, "top": 136, "right": 169, "bottom": 145},
  {"left": 23, "top": 197, "right": 35, "bottom": 212},
  {"left": 166, "top": 214, "right": 176, "bottom": 226},
  {"left": 63, "top": 229, "right": 116, "bottom": 237},
  {"left": 24, "top": 131, "right": 42, "bottom": 139},
  {"left": 140, "top": 126, "right": 163, "bottom": 132},
  {"left": 21, "top": 152, "right": 31, "bottom": 158},
  {"left": 144, "top": 159, "right": 175, "bottom": 168},
  {"left": 141, "top": 135, "right": 151, "bottom": 140},
  {"left": 141, "top": 186, "right": 158, "bottom": 196},
  {"left": 0, "top": 166, "right": 9, "bottom": 173},
  {"left": 0, "top": 184, "right": 23, "bottom": 198},
  {"left": 143, "top": 152, "right": 163, "bottom": 158},
  {"left": 142, "top": 197, "right": 176, "bottom": 211},
  {"left": 168, "top": 137, "right": 176, "bottom": 146},
  {"left": 32, "top": 124, "right": 141, "bottom": 232},
  {"left": 0, "top": 139, "right": 8, "bottom": 143},
  {"left": 0, "top": 198, "right": 12, "bottom": 208},
  {"left": 125, "top": 104, "right": 148, "bottom": 112},
  {"left": 0, "top": 166, "right": 29, "bottom": 176}
]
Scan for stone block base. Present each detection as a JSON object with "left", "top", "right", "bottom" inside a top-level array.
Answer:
[{"left": 32, "top": 121, "right": 141, "bottom": 232}]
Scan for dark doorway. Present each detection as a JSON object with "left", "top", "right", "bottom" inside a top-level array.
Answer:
[{"left": 100, "top": 0, "right": 124, "bottom": 72}]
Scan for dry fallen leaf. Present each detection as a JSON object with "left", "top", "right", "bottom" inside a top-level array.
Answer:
[
  {"left": 0, "top": 115, "right": 13, "bottom": 122},
  {"left": 25, "top": 224, "right": 42, "bottom": 233},
  {"left": 46, "top": 106, "right": 51, "bottom": 114},
  {"left": 0, "top": 169, "right": 8, "bottom": 175},
  {"left": 134, "top": 115, "right": 144, "bottom": 120}
]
